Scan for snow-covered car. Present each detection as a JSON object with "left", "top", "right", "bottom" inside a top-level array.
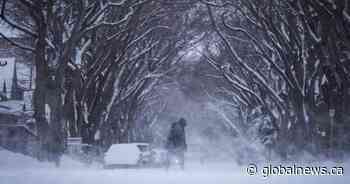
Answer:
[{"left": 103, "top": 143, "right": 154, "bottom": 169}]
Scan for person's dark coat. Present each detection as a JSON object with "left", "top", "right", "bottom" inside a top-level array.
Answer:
[{"left": 166, "top": 119, "right": 187, "bottom": 152}]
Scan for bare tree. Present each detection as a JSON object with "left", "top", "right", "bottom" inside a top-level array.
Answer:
[{"left": 198, "top": 0, "right": 350, "bottom": 160}]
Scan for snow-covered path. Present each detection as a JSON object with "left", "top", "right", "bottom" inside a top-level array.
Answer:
[
  {"left": 1, "top": 164, "right": 349, "bottom": 184},
  {"left": 1, "top": 150, "right": 349, "bottom": 184}
]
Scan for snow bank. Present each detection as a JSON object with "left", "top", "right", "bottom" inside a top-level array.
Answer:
[
  {"left": 0, "top": 149, "right": 51, "bottom": 169},
  {"left": 0, "top": 148, "right": 86, "bottom": 170}
]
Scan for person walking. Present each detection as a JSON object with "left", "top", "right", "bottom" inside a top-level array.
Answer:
[{"left": 165, "top": 118, "right": 187, "bottom": 170}]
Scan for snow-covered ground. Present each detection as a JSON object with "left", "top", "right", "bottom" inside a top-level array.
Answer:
[{"left": 0, "top": 149, "right": 349, "bottom": 184}]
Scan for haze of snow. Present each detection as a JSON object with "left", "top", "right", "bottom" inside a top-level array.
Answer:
[{"left": 1, "top": 149, "right": 350, "bottom": 184}]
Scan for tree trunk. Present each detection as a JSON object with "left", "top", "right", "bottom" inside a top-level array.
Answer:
[{"left": 32, "top": 20, "right": 51, "bottom": 160}]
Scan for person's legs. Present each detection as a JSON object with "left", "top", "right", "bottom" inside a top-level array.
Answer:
[
  {"left": 165, "top": 151, "right": 172, "bottom": 170},
  {"left": 54, "top": 155, "right": 60, "bottom": 168},
  {"left": 177, "top": 151, "right": 185, "bottom": 170}
]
